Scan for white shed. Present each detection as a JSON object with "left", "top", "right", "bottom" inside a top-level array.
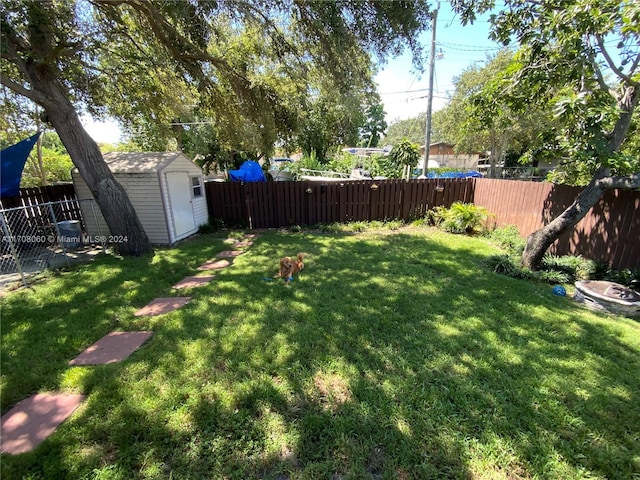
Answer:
[{"left": 72, "top": 152, "right": 208, "bottom": 245}]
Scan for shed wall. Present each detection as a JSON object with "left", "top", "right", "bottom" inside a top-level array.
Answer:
[
  {"left": 116, "top": 173, "right": 170, "bottom": 244},
  {"left": 72, "top": 171, "right": 110, "bottom": 240},
  {"left": 72, "top": 171, "right": 171, "bottom": 245}
]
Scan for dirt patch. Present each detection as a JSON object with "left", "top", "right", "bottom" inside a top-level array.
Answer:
[{"left": 313, "top": 373, "right": 352, "bottom": 413}]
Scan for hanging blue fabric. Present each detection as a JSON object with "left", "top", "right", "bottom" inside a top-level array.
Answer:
[{"left": 1, "top": 132, "right": 41, "bottom": 197}]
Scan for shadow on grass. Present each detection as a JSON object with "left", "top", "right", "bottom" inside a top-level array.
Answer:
[
  {"left": 0, "top": 234, "right": 227, "bottom": 412},
  {"left": 2, "top": 230, "right": 639, "bottom": 479}
]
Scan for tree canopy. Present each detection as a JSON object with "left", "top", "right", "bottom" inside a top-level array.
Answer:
[
  {"left": 431, "top": 48, "right": 557, "bottom": 177},
  {"left": 1, "top": 0, "right": 431, "bottom": 254},
  {"left": 452, "top": 0, "right": 640, "bottom": 269}
]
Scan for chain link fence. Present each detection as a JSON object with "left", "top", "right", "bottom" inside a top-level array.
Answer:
[{"left": 1, "top": 199, "right": 106, "bottom": 287}]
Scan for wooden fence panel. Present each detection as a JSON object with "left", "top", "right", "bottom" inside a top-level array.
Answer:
[
  {"left": 204, "top": 179, "right": 638, "bottom": 269},
  {"left": 204, "top": 179, "right": 474, "bottom": 229},
  {"left": 1, "top": 184, "right": 83, "bottom": 222},
  {"left": 473, "top": 178, "right": 640, "bottom": 269}
]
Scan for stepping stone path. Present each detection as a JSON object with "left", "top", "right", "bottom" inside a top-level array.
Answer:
[
  {"left": 1, "top": 233, "right": 258, "bottom": 454},
  {"left": 216, "top": 249, "right": 243, "bottom": 258},
  {"left": 234, "top": 241, "right": 253, "bottom": 248},
  {"left": 69, "top": 331, "right": 153, "bottom": 365},
  {"left": 197, "top": 259, "right": 231, "bottom": 271},
  {"left": 134, "top": 297, "right": 191, "bottom": 316},
  {"left": 1, "top": 394, "right": 85, "bottom": 454},
  {"left": 172, "top": 275, "right": 215, "bottom": 289}
]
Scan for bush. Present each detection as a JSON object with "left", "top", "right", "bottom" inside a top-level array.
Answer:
[
  {"left": 484, "top": 225, "right": 526, "bottom": 256},
  {"left": 534, "top": 269, "right": 572, "bottom": 284},
  {"left": 541, "top": 254, "right": 597, "bottom": 281},
  {"left": 431, "top": 202, "right": 491, "bottom": 234},
  {"left": 484, "top": 254, "right": 534, "bottom": 280}
]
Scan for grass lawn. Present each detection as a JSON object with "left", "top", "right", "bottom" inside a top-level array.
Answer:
[{"left": 1, "top": 227, "right": 639, "bottom": 479}]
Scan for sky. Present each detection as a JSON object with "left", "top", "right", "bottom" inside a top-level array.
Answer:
[
  {"left": 82, "top": 1, "right": 504, "bottom": 144},
  {"left": 374, "top": 2, "right": 504, "bottom": 125}
]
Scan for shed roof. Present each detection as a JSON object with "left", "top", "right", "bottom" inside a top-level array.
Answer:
[{"left": 101, "top": 152, "right": 191, "bottom": 174}]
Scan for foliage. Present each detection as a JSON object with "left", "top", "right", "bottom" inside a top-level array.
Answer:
[
  {"left": 431, "top": 202, "right": 490, "bottom": 234},
  {"left": 371, "top": 138, "right": 420, "bottom": 179},
  {"left": 88, "top": 0, "right": 431, "bottom": 163},
  {"left": 484, "top": 225, "right": 526, "bottom": 256},
  {"left": 384, "top": 113, "right": 427, "bottom": 146},
  {"left": 451, "top": 0, "right": 640, "bottom": 271},
  {"left": 432, "top": 49, "right": 556, "bottom": 177},
  {"left": 359, "top": 92, "right": 387, "bottom": 148},
  {"left": 288, "top": 150, "right": 323, "bottom": 179},
  {"left": 296, "top": 87, "right": 369, "bottom": 163},
  {"left": 327, "top": 152, "right": 358, "bottom": 175},
  {"left": 484, "top": 254, "right": 535, "bottom": 280},
  {"left": 21, "top": 143, "right": 73, "bottom": 188},
  {"left": 388, "top": 138, "right": 420, "bottom": 168},
  {"left": 541, "top": 254, "right": 597, "bottom": 281},
  {"left": 451, "top": 0, "right": 640, "bottom": 185}
]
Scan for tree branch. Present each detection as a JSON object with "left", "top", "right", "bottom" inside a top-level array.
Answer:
[
  {"left": 0, "top": 75, "right": 48, "bottom": 104},
  {"left": 595, "top": 172, "right": 640, "bottom": 190},
  {"left": 627, "top": 51, "right": 640, "bottom": 78},
  {"left": 585, "top": 36, "right": 610, "bottom": 93},
  {"left": 595, "top": 35, "right": 638, "bottom": 87}
]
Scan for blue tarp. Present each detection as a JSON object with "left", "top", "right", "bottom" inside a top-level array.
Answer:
[
  {"left": 229, "top": 160, "right": 266, "bottom": 182},
  {"left": 427, "top": 170, "right": 484, "bottom": 179},
  {"left": 1, "top": 133, "right": 41, "bottom": 197}
]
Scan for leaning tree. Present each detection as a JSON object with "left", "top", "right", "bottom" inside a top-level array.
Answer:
[
  {"left": 453, "top": 0, "right": 640, "bottom": 269},
  {"left": 1, "top": 0, "right": 431, "bottom": 255}
]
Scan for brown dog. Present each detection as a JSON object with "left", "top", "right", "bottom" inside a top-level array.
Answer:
[{"left": 274, "top": 253, "right": 304, "bottom": 283}]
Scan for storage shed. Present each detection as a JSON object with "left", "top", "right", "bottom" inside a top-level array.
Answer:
[{"left": 73, "top": 152, "right": 208, "bottom": 245}]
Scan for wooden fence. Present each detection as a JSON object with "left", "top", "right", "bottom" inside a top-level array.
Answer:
[
  {"left": 0, "top": 184, "right": 84, "bottom": 222},
  {"left": 474, "top": 179, "right": 640, "bottom": 270},
  {"left": 0, "top": 184, "right": 78, "bottom": 208},
  {"left": 3, "top": 180, "right": 637, "bottom": 269},
  {"left": 206, "top": 178, "right": 475, "bottom": 228}
]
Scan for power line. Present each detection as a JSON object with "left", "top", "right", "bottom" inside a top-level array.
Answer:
[
  {"left": 438, "top": 42, "right": 503, "bottom": 52},
  {"left": 380, "top": 88, "right": 429, "bottom": 95}
]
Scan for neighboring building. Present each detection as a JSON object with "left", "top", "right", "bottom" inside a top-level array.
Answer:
[
  {"left": 418, "top": 142, "right": 482, "bottom": 169},
  {"left": 72, "top": 152, "right": 207, "bottom": 245}
]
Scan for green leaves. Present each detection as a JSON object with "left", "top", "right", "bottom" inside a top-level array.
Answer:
[
  {"left": 388, "top": 138, "right": 420, "bottom": 169},
  {"left": 431, "top": 202, "right": 490, "bottom": 234}
]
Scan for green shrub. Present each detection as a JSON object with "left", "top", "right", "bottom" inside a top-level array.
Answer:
[
  {"left": 431, "top": 202, "right": 491, "bottom": 234},
  {"left": 534, "top": 269, "right": 572, "bottom": 284},
  {"left": 541, "top": 254, "right": 597, "bottom": 281},
  {"left": 484, "top": 254, "right": 534, "bottom": 280},
  {"left": 485, "top": 225, "right": 526, "bottom": 255}
]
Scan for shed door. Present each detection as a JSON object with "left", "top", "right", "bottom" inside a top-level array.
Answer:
[{"left": 166, "top": 172, "right": 196, "bottom": 239}]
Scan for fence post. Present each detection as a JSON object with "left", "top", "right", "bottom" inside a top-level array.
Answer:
[
  {"left": 48, "top": 203, "right": 71, "bottom": 268},
  {"left": 89, "top": 200, "right": 107, "bottom": 250},
  {"left": 0, "top": 211, "right": 27, "bottom": 287}
]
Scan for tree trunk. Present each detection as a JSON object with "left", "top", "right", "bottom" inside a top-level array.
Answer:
[
  {"left": 27, "top": 66, "right": 153, "bottom": 256},
  {"left": 521, "top": 179, "right": 605, "bottom": 270},
  {"left": 521, "top": 170, "right": 640, "bottom": 270},
  {"left": 522, "top": 84, "right": 639, "bottom": 270}
]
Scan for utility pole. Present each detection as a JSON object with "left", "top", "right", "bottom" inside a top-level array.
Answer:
[{"left": 421, "top": 3, "right": 439, "bottom": 177}]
